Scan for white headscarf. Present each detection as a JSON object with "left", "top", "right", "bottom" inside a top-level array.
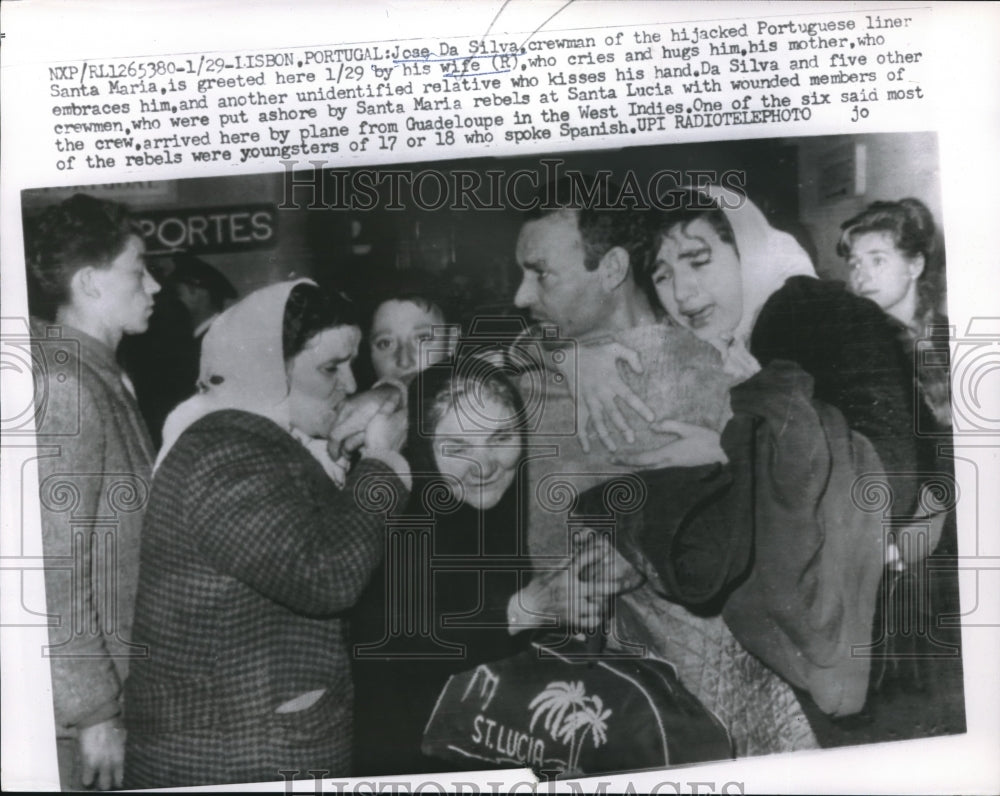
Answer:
[
  {"left": 703, "top": 184, "right": 817, "bottom": 346},
  {"left": 155, "top": 278, "right": 347, "bottom": 483}
]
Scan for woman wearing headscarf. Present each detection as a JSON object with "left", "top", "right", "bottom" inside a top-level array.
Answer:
[
  {"left": 583, "top": 185, "right": 929, "bottom": 527},
  {"left": 571, "top": 186, "right": 942, "bottom": 754},
  {"left": 123, "top": 280, "right": 411, "bottom": 788},
  {"left": 352, "top": 361, "right": 604, "bottom": 775},
  {"left": 640, "top": 188, "right": 948, "bottom": 571},
  {"left": 582, "top": 186, "right": 923, "bottom": 488},
  {"left": 634, "top": 186, "right": 922, "bottom": 485}
]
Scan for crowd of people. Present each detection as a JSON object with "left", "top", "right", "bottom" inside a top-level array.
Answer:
[{"left": 25, "top": 179, "right": 958, "bottom": 789}]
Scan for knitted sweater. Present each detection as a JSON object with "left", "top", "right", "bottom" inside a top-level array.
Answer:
[{"left": 522, "top": 322, "right": 733, "bottom": 561}]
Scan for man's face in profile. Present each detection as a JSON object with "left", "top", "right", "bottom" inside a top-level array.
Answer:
[
  {"left": 513, "top": 210, "right": 608, "bottom": 339},
  {"left": 90, "top": 233, "right": 160, "bottom": 337}
]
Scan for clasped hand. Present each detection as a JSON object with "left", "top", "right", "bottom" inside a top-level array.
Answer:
[
  {"left": 327, "top": 382, "right": 408, "bottom": 459},
  {"left": 515, "top": 534, "right": 643, "bottom": 633}
]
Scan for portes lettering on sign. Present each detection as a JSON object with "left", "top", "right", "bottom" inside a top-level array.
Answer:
[{"left": 134, "top": 203, "right": 278, "bottom": 255}]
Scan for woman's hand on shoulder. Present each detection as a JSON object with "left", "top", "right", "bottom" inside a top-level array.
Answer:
[
  {"left": 556, "top": 341, "right": 654, "bottom": 454},
  {"left": 613, "top": 420, "right": 727, "bottom": 470}
]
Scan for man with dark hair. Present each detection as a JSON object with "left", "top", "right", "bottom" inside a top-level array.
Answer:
[
  {"left": 509, "top": 179, "right": 824, "bottom": 758},
  {"left": 25, "top": 193, "right": 159, "bottom": 790},
  {"left": 514, "top": 176, "right": 655, "bottom": 342},
  {"left": 508, "top": 174, "right": 732, "bottom": 607}
]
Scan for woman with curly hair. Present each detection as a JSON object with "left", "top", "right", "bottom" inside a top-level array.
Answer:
[{"left": 839, "top": 197, "right": 951, "bottom": 428}]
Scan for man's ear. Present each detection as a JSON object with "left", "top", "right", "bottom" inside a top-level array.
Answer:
[
  {"left": 597, "top": 246, "right": 631, "bottom": 292},
  {"left": 70, "top": 266, "right": 102, "bottom": 302}
]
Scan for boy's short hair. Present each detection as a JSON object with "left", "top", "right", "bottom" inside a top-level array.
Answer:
[{"left": 25, "top": 193, "right": 135, "bottom": 321}]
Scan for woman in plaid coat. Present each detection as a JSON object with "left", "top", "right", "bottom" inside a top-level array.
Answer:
[{"left": 123, "top": 281, "right": 411, "bottom": 788}]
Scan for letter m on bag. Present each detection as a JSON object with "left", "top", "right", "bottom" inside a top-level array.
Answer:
[{"left": 463, "top": 664, "right": 500, "bottom": 710}]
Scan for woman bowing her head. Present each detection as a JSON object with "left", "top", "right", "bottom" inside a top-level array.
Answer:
[{"left": 124, "top": 280, "right": 410, "bottom": 789}]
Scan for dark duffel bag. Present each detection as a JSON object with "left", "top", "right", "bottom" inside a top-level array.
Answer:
[{"left": 422, "top": 637, "right": 733, "bottom": 779}]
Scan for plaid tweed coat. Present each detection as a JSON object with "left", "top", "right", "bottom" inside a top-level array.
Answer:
[{"left": 123, "top": 409, "right": 408, "bottom": 788}]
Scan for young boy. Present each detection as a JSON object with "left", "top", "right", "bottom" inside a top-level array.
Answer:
[{"left": 25, "top": 194, "right": 159, "bottom": 790}]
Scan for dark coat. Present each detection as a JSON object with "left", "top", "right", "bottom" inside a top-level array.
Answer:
[
  {"left": 123, "top": 410, "right": 408, "bottom": 788},
  {"left": 751, "top": 276, "right": 932, "bottom": 519},
  {"left": 582, "top": 361, "right": 886, "bottom": 716},
  {"left": 351, "top": 473, "right": 531, "bottom": 776},
  {"left": 592, "top": 277, "right": 936, "bottom": 718}
]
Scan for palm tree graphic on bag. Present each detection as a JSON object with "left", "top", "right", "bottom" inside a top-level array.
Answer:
[{"left": 529, "top": 681, "right": 612, "bottom": 775}]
